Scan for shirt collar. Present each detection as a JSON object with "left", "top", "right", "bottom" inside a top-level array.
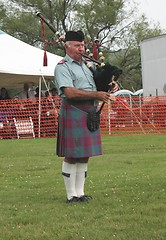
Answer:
[{"left": 65, "top": 54, "right": 83, "bottom": 65}]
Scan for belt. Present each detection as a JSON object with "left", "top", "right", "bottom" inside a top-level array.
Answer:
[{"left": 66, "top": 99, "right": 95, "bottom": 106}]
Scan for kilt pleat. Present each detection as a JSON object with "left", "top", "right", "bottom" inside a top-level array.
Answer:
[{"left": 56, "top": 100, "right": 102, "bottom": 158}]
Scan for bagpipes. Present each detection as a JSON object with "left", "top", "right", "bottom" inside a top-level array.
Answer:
[
  {"left": 82, "top": 48, "right": 122, "bottom": 92},
  {"left": 36, "top": 12, "right": 122, "bottom": 132},
  {"left": 36, "top": 12, "right": 122, "bottom": 93}
]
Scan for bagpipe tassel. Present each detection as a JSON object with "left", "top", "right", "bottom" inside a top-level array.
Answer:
[
  {"left": 93, "top": 39, "right": 101, "bottom": 60},
  {"left": 40, "top": 16, "right": 48, "bottom": 66},
  {"left": 93, "top": 41, "right": 98, "bottom": 60},
  {"left": 43, "top": 50, "right": 48, "bottom": 66}
]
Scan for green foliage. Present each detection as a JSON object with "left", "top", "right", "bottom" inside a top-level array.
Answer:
[
  {"left": 0, "top": 0, "right": 165, "bottom": 90},
  {"left": 76, "top": 0, "right": 124, "bottom": 38},
  {"left": 0, "top": 135, "right": 166, "bottom": 240}
]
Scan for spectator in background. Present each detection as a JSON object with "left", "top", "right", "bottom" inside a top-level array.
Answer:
[
  {"left": 45, "top": 90, "right": 49, "bottom": 97},
  {"left": 35, "top": 86, "right": 44, "bottom": 98},
  {"left": 50, "top": 88, "right": 58, "bottom": 96},
  {"left": 44, "top": 88, "right": 58, "bottom": 97},
  {"left": 18, "top": 83, "right": 36, "bottom": 99},
  {"left": 0, "top": 88, "right": 11, "bottom": 100},
  {"left": 35, "top": 87, "right": 40, "bottom": 98}
]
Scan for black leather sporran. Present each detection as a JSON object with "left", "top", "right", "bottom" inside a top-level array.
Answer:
[{"left": 87, "top": 110, "right": 101, "bottom": 132}]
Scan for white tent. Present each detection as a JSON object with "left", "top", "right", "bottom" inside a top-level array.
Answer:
[{"left": 0, "top": 30, "right": 63, "bottom": 89}]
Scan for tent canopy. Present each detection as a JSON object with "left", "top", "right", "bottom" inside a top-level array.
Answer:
[{"left": 0, "top": 30, "right": 63, "bottom": 89}]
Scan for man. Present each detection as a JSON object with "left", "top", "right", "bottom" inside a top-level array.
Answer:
[
  {"left": 18, "top": 83, "right": 36, "bottom": 99},
  {"left": 0, "top": 88, "right": 11, "bottom": 100},
  {"left": 54, "top": 30, "right": 114, "bottom": 203}
]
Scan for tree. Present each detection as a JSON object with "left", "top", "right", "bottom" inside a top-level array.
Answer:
[
  {"left": 0, "top": 0, "right": 80, "bottom": 55},
  {"left": 0, "top": 0, "right": 164, "bottom": 90},
  {"left": 0, "top": 2, "right": 7, "bottom": 28},
  {"left": 112, "top": 16, "right": 163, "bottom": 90}
]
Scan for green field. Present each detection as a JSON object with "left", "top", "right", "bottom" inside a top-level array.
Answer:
[{"left": 0, "top": 134, "right": 166, "bottom": 240}]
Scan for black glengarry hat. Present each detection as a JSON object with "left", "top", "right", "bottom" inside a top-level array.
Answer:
[{"left": 65, "top": 30, "right": 84, "bottom": 42}]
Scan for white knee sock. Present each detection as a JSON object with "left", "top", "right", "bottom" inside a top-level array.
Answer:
[
  {"left": 62, "top": 161, "right": 77, "bottom": 200},
  {"left": 75, "top": 163, "right": 88, "bottom": 197}
]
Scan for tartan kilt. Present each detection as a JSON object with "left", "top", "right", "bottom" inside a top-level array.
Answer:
[{"left": 56, "top": 100, "right": 102, "bottom": 158}]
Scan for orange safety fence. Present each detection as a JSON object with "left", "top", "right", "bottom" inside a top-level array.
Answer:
[
  {"left": 0, "top": 95, "right": 166, "bottom": 139},
  {"left": 100, "top": 95, "right": 166, "bottom": 135}
]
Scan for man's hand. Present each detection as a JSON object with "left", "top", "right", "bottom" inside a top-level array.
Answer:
[
  {"left": 110, "top": 94, "right": 116, "bottom": 102},
  {"left": 96, "top": 91, "right": 113, "bottom": 103}
]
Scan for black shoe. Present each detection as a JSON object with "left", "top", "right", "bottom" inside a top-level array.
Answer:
[
  {"left": 66, "top": 196, "right": 80, "bottom": 203},
  {"left": 79, "top": 195, "right": 93, "bottom": 202}
]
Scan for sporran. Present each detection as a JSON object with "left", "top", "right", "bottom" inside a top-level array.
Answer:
[{"left": 87, "top": 110, "right": 101, "bottom": 132}]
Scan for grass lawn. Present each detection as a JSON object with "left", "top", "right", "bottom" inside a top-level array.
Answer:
[{"left": 0, "top": 134, "right": 166, "bottom": 240}]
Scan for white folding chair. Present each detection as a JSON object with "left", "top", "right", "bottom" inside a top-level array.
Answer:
[{"left": 13, "top": 117, "right": 35, "bottom": 139}]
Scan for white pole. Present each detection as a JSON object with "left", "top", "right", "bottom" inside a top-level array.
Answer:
[
  {"left": 38, "top": 77, "right": 42, "bottom": 138},
  {"left": 108, "top": 101, "right": 111, "bottom": 135}
]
